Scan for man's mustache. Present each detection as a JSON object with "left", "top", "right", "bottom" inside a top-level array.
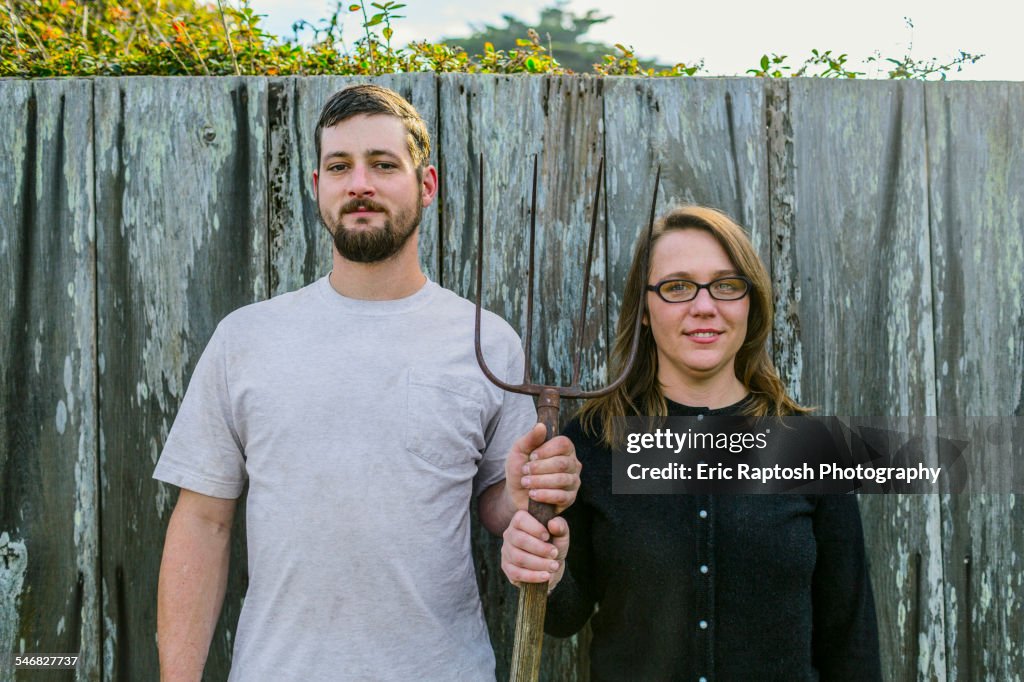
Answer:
[{"left": 340, "top": 198, "right": 388, "bottom": 215}]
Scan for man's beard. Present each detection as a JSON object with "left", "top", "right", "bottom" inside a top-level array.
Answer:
[{"left": 320, "top": 197, "right": 422, "bottom": 263}]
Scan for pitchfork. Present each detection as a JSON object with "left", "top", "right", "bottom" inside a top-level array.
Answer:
[{"left": 474, "top": 155, "right": 661, "bottom": 682}]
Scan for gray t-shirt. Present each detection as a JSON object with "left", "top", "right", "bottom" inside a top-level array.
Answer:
[{"left": 154, "top": 276, "right": 536, "bottom": 681}]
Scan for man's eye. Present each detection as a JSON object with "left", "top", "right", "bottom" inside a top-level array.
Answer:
[
  {"left": 328, "top": 164, "right": 348, "bottom": 172},
  {"left": 376, "top": 162, "right": 396, "bottom": 170}
]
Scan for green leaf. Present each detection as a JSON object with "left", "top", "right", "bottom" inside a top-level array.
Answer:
[
  {"left": 382, "top": 26, "right": 393, "bottom": 41},
  {"left": 515, "top": 38, "right": 532, "bottom": 46},
  {"left": 348, "top": 4, "right": 361, "bottom": 11},
  {"left": 760, "top": 54, "right": 769, "bottom": 70}
]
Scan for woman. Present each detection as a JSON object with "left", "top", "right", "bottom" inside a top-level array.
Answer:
[{"left": 503, "top": 205, "right": 882, "bottom": 681}]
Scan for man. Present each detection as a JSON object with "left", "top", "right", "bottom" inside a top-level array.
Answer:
[{"left": 155, "top": 84, "right": 578, "bottom": 681}]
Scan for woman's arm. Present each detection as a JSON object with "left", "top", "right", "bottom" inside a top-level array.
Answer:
[{"left": 542, "top": 493, "right": 600, "bottom": 637}]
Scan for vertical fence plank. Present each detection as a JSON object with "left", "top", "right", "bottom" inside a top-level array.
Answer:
[
  {"left": 766, "top": 80, "right": 802, "bottom": 393},
  {"left": 777, "top": 78, "right": 945, "bottom": 682},
  {"left": 529, "top": 75, "right": 607, "bottom": 397},
  {"left": 0, "top": 79, "right": 100, "bottom": 681},
  {"left": 438, "top": 73, "right": 606, "bottom": 681},
  {"left": 268, "top": 74, "right": 439, "bottom": 296},
  {"left": 94, "top": 77, "right": 268, "bottom": 681},
  {"left": 927, "top": 81, "right": 1024, "bottom": 682}
]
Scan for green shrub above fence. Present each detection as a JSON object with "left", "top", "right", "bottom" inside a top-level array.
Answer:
[{"left": 1, "top": 0, "right": 981, "bottom": 78}]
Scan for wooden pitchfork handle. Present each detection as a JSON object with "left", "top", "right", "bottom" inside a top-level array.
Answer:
[{"left": 508, "top": 389, "right": 560, "bottom": 682}]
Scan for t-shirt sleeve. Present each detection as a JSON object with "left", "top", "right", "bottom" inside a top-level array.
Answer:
[
  {"left": 472, "top": 343, "right": 537, "bottom": 497},
  {"left": 153, "top": 323, "right": 247, "bottom": 499}
]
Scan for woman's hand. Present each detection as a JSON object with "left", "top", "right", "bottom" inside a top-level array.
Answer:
[{"left": 501, "top": 509, "right": 570, "bottom": 591}]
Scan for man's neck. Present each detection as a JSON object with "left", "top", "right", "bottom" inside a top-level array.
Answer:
[{"left": 328, "top": 239, "right": 426, "bottom": 301}]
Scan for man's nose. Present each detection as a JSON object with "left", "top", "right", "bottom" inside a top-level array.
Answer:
[{"left": 348, "top": 165, "right": 374, "bottom": 196}]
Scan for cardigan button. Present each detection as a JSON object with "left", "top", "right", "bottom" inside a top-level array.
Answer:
[
  {"left": 699, "top": 509, "right": 708, "bottom": 519},
  {"left": 698, "top": 619, "right": 708, "bottom": 629},
  {"left": 699, "top": 677, "right": 708, "bottom": 682},
  {"left": 700, "top": 564, "right": 709, "bottom": 575}
]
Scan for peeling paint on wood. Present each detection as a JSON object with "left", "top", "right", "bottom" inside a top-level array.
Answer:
[
  {"left": 927, "top": 81, "right": 1024, "bottom": 681},
  {"left": 766, "top": 79, "right": 804, "bottom": 397},
  {"left": 0, "top": 533, "right": 28, "bottom": 682},
  {"left": 781, "top": 79, "right": 948, "bottom": 682},
  {"left": 0, "top": 78, "right": 101, "bottom": 681},
  {"left": 95, "top": 77, "right": 268, "bottom": 681}
]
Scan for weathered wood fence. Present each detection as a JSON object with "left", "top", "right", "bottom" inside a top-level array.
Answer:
[{"left": 1, "top": 74, "right": 1022, "bottom": 681}]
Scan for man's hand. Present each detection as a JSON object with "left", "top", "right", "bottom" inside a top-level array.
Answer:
[
  {"left": 478, "top": 423, "right": 580, "bottom": 536},
  {"left": 501, "top": 510, "right": 570, "bottom": 590},
  {"left": 504, "top": 423, "right": 581, "bottom": 515}
]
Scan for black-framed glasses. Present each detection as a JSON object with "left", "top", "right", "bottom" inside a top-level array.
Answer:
[{"left": 646, "top": 276, "right": 752, "bottom": 303}]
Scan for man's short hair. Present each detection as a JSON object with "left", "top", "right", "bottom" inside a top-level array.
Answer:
[{"left": 315, "top": 85, "right": 431, "bottom": 169}]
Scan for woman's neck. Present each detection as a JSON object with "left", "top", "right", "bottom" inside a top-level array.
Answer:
[{"left": 659, "top": 374, "right": 748, "bottom": 409}]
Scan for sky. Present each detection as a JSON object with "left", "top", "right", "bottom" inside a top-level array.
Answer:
[{"left": 245, "top": 0, "right": 1021, "bottom": 81}]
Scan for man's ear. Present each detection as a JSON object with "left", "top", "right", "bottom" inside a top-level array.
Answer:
[
  {"left": 420, "top": 165, "right": 438, "bottom": 207},
  {"left": 312, "top": 169, "right": 319, "bottom": 200}
]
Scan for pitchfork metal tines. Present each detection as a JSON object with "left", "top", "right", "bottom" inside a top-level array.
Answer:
[{"left": 474, "top": 154, "right": 661, "bottom": 682}]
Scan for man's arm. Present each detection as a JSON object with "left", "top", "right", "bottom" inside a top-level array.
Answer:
[
  {"left": 157, "top": 488, "right": 237, "bottom": 682},
  {"left": 478, "top": 423, "right": 580, "bottom": 536}
]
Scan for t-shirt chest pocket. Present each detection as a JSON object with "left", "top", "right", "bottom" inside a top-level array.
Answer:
[{"left": 404, "top": 369, "right": 490, "bottom": 468}]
